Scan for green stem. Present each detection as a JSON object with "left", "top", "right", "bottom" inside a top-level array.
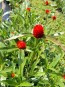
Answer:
[
  {"left": 19, "top": 49, "right": 24, "bottom": 80},
  {"left": 19, "top": 49, "right": 23, "bottom": 79},
  {"left": 45, "top": 14, "right": 48, "bottom": 24}
]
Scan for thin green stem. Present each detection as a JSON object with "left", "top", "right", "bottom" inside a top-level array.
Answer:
[
  {"left": 19, "top": 49, "right": 23, "bottom": 79},
  {"left": 19, "top": 49, "right": 24, "bottom": 80}
]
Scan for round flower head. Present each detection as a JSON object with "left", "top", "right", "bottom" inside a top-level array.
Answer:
[
  {"left": 45, "top": 1, "right": 49, "bottom": 5},
  {"left": 52, "top": 16, "right": 56, "bottom": 20},
  {"left": 17, "top": 40, "right": 26, "bottom": 49},
  {"left": 11, "top": 73, "right": 15, "bottom": 78},
  {"left": 45, "top": 9, "right": 50, "bottom": 14},
  {"left": 33, "top": 24, "right": 44, "bottom": 38},
  {"left": 63, "top": 75, "right": 65, "bottom": 79},
  {"left": 26, "top": 7, "right": 30, "bottom": 11}
]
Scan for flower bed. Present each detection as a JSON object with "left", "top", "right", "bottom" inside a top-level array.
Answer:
[{"left": 0, "top": 0, "right": 65, "bottom": 87}]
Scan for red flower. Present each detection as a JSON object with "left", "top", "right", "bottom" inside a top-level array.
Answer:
[
  {"left": 63, "top": 75, "right": 65, "bottom": 79},
  {"left": 33, "top": 24, "right": 44, "bottom": 38},
  {"left": 52, "top": 16, "right": 56, "bottom": 20},
  {"left": 11, "top": 73, "right": 15, "bottom": 78},
  {"left": 45, "top": 1, "right": 49, "bottom": 5},
  {"left": 45, "top": 9, "right": 50, "bottom": 14},
  {"left": 26, "top": 7, "right": 30, "bottom": 11},
  {"left": 17, "top": 40, "right": 26, "bottom": 49}
]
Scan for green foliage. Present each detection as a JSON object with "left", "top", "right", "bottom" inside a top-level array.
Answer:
[{"left": 0, "top": 0, "right": 65, "bottom": 87}]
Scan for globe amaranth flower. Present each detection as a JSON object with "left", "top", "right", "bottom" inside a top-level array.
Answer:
[
  {"left": 26, "top": 7, "right": 30, "bottom": 11},
  {"left": 45, "top": 1, "right": 49, "bottom": 5},
  {"left": 52, "top": 15, "right": 56, "bottom": 20},
  {"left": 11, "top": 73, "right": 15, "bottom": 78},
  {"left": 45, "top": 9, "right": 50, "bottom": 14},
  {"left": 33, "top": 24, "right": 44, "bottom": 38},
  {"left": 17, "top": 40, "right": 26, "bottom": 49},
  {"left": 63, "top": 75, "right": 65, "bottom": 79}
]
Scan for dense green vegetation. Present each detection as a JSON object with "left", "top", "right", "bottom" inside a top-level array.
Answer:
[{"left": 0, "top": 0, "right": 65, "bottom": 87}]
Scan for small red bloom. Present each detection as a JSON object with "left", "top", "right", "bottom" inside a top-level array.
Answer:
[
  {"left": 63, "top": 75, "right": 65, "bottom": 79},
  {"left": 17, "top": 40, "right": 26, "bottom": 49},
  {"left": 26, "top": 7, "right": 30, "bottom": 11},
  {"left": 52, "top": 16, "right": 56, "bottom": 20},
  {"left": 45, "top": 9, "right": 50, "bottom": 14},
  {"left": 33, "top": 24, "right": 44, "bottom": 38},
  {"left": 45, "top": 1, "right": 49, "bottom": 5},
  {"left": 11, "top": 73, "right": 15, "bottom": 78}
]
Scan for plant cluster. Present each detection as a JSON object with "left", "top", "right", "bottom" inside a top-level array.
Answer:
[{"left": 0, "top": 0, "right": 65, "bottom": 87}]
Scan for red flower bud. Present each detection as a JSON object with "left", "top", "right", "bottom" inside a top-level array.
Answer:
[
  {"left": 52, "top": 16, "right": 56, "bottom": 20},
  {"left": 63, "top": 75, "right": 65, "bottom": 79},
  {"left": 45, "top": 9, "right": 50, "bottom": 14},
  {"left": 45, "top": 1, "right": 49, "bottom": 5},
  {"left": 11, "top": 73, "right": 15, "bottom": 78},
  {"left": 26, "top": 7, "right": 30, "bottom": 11},
  {"left": 33, "top": 24, "right": 44, "bottom": 38},
  {"left": 17, "top": 40, "right": 26, "bottom": 49}
]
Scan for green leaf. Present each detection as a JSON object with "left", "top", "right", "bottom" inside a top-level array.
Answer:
[
  {"left": 0, "top": 68, "right": 12, "bottom": 74},
  {"left": 49, "top": 54, "right": 61, "bottom": 68},
  {"left": 49, "top": 46, "right": 64, "bottom": 68},
  {"left": 39, "top": 80, "right": 50, "bottom": 85},
  {"left": 56, "top": 80, "right": 65, "bottom": 87},
  {"left": 19, "top": 81, "right": 33, "bottom": 86},
  {"left": 46, "top": 36, "right": 65, "bottom": 51},
  {"left": 0, "top": 46, "right": 18, "bottom": 52},
  {"left": 1, "top": 79, "right": 18, "bottom": 86},
  {"left": 0, "top": 42, "right": 5, "bottom": 48},
  {"left": 29, "top": 58, "right": 40, "bottom": 75},
  {"left": 34, "top": 72, "right": 45, "bottom": 77}
]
